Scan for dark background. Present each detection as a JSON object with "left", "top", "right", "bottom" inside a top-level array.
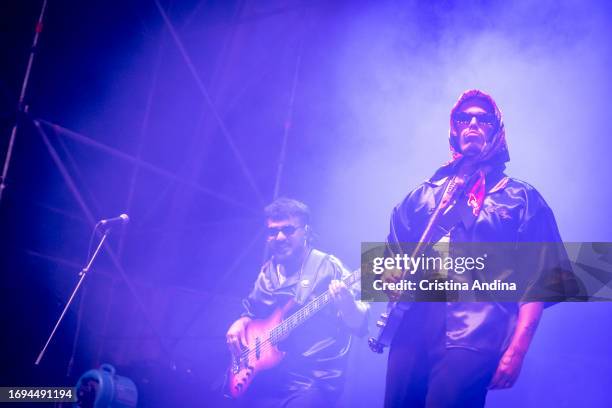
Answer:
[{"left": 1, "top": 1, "right": 611, "bottom": 406}]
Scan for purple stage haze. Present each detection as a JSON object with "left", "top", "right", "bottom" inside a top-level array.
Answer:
[{"left": 1, "top": 0, "right": 611, "bottom": 406}]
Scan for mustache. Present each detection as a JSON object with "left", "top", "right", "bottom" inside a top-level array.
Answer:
[
  {"left": 270, "top": 242, "right": 290, "bottom": 250},
  {"left": 464, "top": 130, "right": 484, "bottom": 140}
]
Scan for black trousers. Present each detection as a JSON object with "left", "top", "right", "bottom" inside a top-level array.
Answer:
[
  {"left": 384, "top": 303, "right": 500, "bottom": 408},
  {"left": 232, "top": 386, "right": 335, "bottom": 408},
  {"left": 226, "top": 367, "right": 340, "bottom": 408}
]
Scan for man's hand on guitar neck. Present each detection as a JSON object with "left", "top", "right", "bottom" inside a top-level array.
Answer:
[
  {"left": 226, "top": 316, "right": 251, "bottom": 357},
  {"left": 329, "top": 280, "right": 368, "bottom": 330}
]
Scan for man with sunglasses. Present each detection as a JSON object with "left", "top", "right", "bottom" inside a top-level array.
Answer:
[
  {"left": 226, "top": 197, "right": 367, "bottom": 407},
  {"left": 382, "top": 89, "right": 573, "bottom": 407}
]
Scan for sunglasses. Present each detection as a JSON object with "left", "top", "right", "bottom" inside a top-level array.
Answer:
[
  {"left": 453, "top": 112, "right": 497, "bottom": 127},
  {"left": 267, "top": 225, "right": 304, "bottom": 238}
]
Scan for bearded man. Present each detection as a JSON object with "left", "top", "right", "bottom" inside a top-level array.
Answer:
[{"left": 226, "top": 197, "right": 368, "bottom": 407}]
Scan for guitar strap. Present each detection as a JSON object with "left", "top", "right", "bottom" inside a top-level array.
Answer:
[
  {"left": 294, "top": 249, "right": 330, "bottom": 305},
  {"left": 430, "top": 175, "right": 482, "bottom": 243}
]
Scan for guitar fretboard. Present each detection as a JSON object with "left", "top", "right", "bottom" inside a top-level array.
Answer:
[{"left": 269, "top": 271, "right": 359, "bottom": 345}]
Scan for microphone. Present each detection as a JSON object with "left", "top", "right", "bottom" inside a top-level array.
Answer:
[{"left": 97, "top": 213, "right": 129, "bottom": 230}]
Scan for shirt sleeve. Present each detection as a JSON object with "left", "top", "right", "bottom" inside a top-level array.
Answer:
[
  {"left": 328, "top": 256, "right": 370, "bottom": 336},
  {"left": 517, "top": 198, "right": 583, "bottom": 305}
]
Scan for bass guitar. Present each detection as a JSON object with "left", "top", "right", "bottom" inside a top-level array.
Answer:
[
  {"left": 226, "top": 269, "right": 360, "bottom": 398},
  {"left": 368, "top": 175, "right": 463, "bottom": 353}
]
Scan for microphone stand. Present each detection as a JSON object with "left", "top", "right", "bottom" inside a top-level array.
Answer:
[{"left": 35, "top": 228, "right": 109, "bottom": 365}]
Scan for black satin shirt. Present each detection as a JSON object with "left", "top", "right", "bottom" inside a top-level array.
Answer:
[{"left": 388, "top": 172, "right": 573, "bottom": 354}]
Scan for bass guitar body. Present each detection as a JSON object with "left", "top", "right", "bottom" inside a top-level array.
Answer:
[{"left": 226, "top": 301, "right": 292, "bottom": 398}]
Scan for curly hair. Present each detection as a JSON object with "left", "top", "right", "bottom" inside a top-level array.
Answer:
[{"left": 263, "top": 197, "right": 310, "bottom": 225}]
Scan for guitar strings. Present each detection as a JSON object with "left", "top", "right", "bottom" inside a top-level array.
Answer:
[
  {"left": 236, "top": 273, "right": 360, "bottom": 365},
  {"left": 237, "top": 290, "right": 331, "bottom": 364}
]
